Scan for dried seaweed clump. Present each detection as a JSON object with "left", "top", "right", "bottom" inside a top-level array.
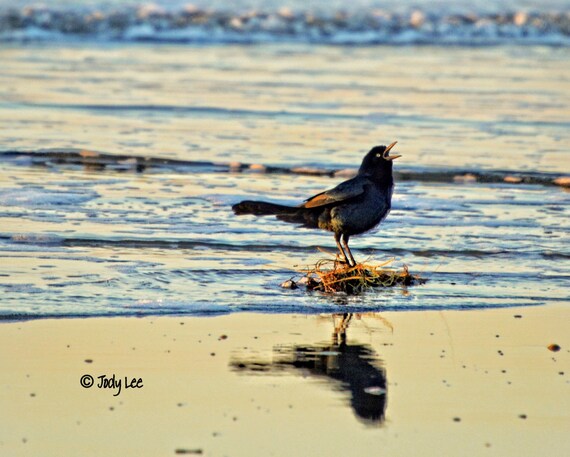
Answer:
[{"left": 299, "top": 259, "right": 425, "bottom": 294}]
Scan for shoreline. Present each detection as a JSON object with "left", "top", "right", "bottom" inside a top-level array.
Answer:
[{"left": 1, "top": 305, "right": 568, "bottom": 456}]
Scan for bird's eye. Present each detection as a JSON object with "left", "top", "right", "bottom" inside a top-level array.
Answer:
[{"left": 376, "top": 153, "right": 382, "bottom": 158}]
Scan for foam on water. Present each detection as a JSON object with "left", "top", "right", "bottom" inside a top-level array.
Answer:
[
  {"left": 1, "top": 3, "right": 569, "bottom": 45},
  {"left": 0, "top": 187, "right": 98, "bottom": 208}
]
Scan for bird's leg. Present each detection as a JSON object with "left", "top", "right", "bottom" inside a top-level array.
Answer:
[
  {"left": 334, "top": 232, "right": 350, "bottom": 265},
  {"left": 342, "top": 234, "right": 357, "bottom": 267}
]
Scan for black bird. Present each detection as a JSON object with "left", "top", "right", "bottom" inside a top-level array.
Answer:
[{"left": 232, "top": 142, "right": 400, "bottom": 266}]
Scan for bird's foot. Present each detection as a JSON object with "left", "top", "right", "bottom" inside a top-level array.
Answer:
[{"left": 334, "top": 256, "right": 353, "bottom": 269}]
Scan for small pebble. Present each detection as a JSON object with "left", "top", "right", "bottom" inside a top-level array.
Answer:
[
  {"left": 453, "top": 173, "right": 477, "bottom": 183},
  {"left": 334, "top": 169, "right": 357, "bottom": 178},
  {"left": 280, "top": 279, "right": 298, "bottom": 289},
  {"left": 291, "top": 167, "right": 326, "bottom": 175},
  {"left": 249, "top": 164, "right": 267, "bottom": 172},
  {"left": 553, "top": 176, "right": 570, "bottom": 187}
]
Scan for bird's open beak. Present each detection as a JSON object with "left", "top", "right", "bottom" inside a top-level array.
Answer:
[{"left": 383, "top": 141, "right": 401, "bottom": 160}]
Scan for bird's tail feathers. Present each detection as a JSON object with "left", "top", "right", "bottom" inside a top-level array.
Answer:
[{"left": 232, "top": 200, "right": 298, "bottom": 216}]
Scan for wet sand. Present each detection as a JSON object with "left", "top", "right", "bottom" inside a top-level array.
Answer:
[{"left": 1, "top": 305, "right": 568, "bottom": 456}]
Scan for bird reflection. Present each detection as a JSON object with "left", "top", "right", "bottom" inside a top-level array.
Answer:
[{"left": 229, "top": 313, "right": 387, "bottom": 424}]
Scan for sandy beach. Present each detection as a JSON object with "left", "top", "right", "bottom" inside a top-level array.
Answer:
[{"left": 1, "top": 305, "right": 568, "bottom": 456}]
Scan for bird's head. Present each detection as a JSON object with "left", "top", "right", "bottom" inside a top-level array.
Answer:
[{"left": 358, "top": 141, "right": 401, "bottom": 179}]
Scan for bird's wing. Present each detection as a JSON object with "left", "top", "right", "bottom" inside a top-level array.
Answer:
[{"left": 302, "top": 177, "right": 366, "bottom": 209}]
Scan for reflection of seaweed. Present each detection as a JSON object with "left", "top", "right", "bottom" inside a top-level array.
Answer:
[{"left": 230, "top": 313, "right": 387, "bottom": 424}]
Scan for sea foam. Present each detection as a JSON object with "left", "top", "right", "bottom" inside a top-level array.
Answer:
[{"left": 1, "top": 5, "right": 569, "bottom": 45}]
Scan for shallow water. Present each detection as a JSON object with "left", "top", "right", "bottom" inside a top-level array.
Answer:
[{"left": 0, "top": 42, "right": 569, "bottom": 318}]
